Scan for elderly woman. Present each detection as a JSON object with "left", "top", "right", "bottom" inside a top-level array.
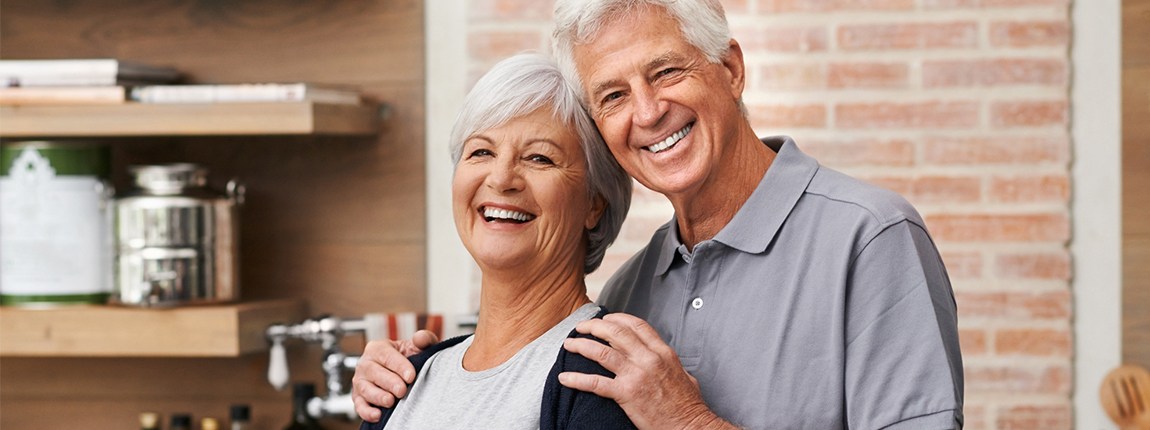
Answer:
[{"left": 359, "top": 52, "right": 635, "bottom": 429}]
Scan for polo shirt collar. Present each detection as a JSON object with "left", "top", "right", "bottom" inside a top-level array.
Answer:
[{"left": 653, "top": 136, "right": 818, "bottom": 275}]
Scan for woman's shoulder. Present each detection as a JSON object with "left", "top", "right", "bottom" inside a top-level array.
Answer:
[{"left": 539, "top": 306, "right": 637, "bottom": 430}]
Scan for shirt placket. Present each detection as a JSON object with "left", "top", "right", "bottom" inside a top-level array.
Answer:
[{"left": 678, "top": 242, "right": 715, "bottom": 369}]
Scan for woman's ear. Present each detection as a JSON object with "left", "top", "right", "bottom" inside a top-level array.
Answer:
[{"left": 585, "top": 194, "right": 608, "bottom": 231}]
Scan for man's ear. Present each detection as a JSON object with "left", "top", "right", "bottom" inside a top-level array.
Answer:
[
  {"left": 722, "top": 39, "right": 746, "bottom": 100},
  {"left": 585, "top": 194, "right": 608, "bottom": 231}
]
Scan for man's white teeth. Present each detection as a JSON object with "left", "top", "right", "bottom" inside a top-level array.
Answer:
[
  {"left": 647, "top": 123, "right": 693, "bottom": 154},
  {"left": 483, "top": 207, "right": 535, "bottom": 222}
]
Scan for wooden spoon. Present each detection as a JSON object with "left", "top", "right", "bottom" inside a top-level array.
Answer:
[{"left": 1101, "top": 364, "right": 1150, "bottom": 430}]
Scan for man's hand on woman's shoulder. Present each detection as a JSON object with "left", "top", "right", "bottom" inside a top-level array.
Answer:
[{"left": 352, "top": 330, "right": 440, "bottom": 422}]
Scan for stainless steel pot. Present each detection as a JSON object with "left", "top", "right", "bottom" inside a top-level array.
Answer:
[{"left": 113, "top": 163, "right": 243, "bottom": 307}]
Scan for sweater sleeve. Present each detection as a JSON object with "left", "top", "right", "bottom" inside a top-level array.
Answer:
[{"left": 540, "top": 310, "right": 638, "bottom": 430}]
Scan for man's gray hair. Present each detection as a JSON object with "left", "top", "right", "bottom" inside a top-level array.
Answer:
[
  {"left": 449, "top": 52, "right": 632, "bottom": 274},
  {"left": 552, "top": 0, "right": 731, "bottom": 104}
]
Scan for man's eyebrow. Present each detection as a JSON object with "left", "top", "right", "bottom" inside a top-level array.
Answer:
[
  {"left": 587, "top": 51, "right": 683, "bottom": 101},
  {"left": 645, "top": 51, "right": 681, "bottom": 71}
]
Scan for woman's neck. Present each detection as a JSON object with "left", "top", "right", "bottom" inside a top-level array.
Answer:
[{"left": 463, "top": 264, "right": 591, "bottom": 371}]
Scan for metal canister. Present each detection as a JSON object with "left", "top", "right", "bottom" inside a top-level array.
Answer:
[
  {"left": 113, "top": 163, "right": 242, "bottom": 307},
  {"left": 0, "top": 141, "right": 113, "bottom": 306}
]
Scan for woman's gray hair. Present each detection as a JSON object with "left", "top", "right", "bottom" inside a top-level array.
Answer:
[
  {"left": 449, "top": 52, "right": 632, "bottom": 274},
  {"left": 552, "top": 0, "right": 731, "bottom": 104}
]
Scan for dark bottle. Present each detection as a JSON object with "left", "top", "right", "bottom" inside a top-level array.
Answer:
[
  {"left": 230, "top": 404, "right": 252, "bottom": 430},
  {"left": 284, "top": 383, "right": 324, "bottom": 430},
  {"left": 170, "top": 413, "right": 193, "bottom": 430}
]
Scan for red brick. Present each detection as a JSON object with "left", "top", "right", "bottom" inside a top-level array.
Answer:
[
  {"left": 759, "top": 0, "right": 914, "bottom": 12},
  {"left": 994, "top": 327, "right": 1071, "bottom": 356},
  {"left": 749, "top": 103, "right": 827, "bottom": 128},
  {"left": 828, "top": 62, "right": 909, "bottom": 88},
  {"left": 735, "top": 26, "right": 828, "bottom": 52},
  {"left": 926, "top": 213, "right": 1069, "bottom": 242},
  {"left": 837, "top": 101, "right": 979, "bottom": 129},
  {"left": 867, "top": 175, "right": 982, "bottom": 204},
  {"left": 721, "top": 0, "right": 752, "bottom": 13},
  {"left": 992, "top": 100, "right": 1068, "bottom": 127},
  {"left": 838, "top": 22, "right": 978, "bottom": 50},
  {"left": 865, "top": 177, "right": 912, "bottom": 196},
  {"left": 984, "top": 0, "right": 1071, "bottom": 8},
  {"left": 467, "top": 30, "right": 544, "bottom": 63},
  {"left": 965, "top": 364, "right": 1071, "bottom": 394},
  {"left": 921, "top": 136, "right": 1069, "bottom": 165},
  {"left": 923, "top": 58, "right": 1068, "bottom": 87},
  {"left": 991, "top": 20, "right": 1070, "bottom": 48},
  {"left": 467, "top": 0, "right": 554, "bottom": 20},
  {"left": 989, "top": 174, "right": 1070, "bottom": 203},
  {"left": 942, "top": 251, "right": 983, "bottom": 278},
  {"left": 955, "top": 290, "right": 1071, "bottom": 320},
  {"left": 926, "top": 0, "right": 1069, "bottom": 6},
  {"left": 959, "top": 327, "right": 989, "bottom": 355},
  {"left": 996, "top": 404, "right": 1072, "bottom": 430},
  {"left": 963, "top": 403, "right": 989, "bottom": 430},
  {"left": 995, "top": 251, "right": 1071, "bottom": 279},
  {"left": 759, "top": 62, "right": 825, "bottom": 90},
  {"left": 799, "top": 139, "right": 915, "bottom": 167}
]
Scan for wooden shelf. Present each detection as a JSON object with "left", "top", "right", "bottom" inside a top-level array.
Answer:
[
  {"left": 0, "top": 102, "right": 381, "bottom": 137},
  {"left": 0, "top": 299, "right": 304, "bottom": 357}
]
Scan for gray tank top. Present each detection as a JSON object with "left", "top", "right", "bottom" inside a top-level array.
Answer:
[{"left": 385, "top": 303, "right": 601, "bottom": 429}]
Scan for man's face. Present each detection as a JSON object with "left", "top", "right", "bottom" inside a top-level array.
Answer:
[{"left": 572, "top": 4, "right": 744, "bottom": 199}]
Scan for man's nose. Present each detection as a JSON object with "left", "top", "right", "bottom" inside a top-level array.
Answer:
[{"left": 632, "top": 84, "right": 666, "bottom": 128}]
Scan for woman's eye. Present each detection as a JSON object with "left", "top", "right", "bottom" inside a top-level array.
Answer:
[
  {"left": 527, "top": 154, "right": 554, "bottom": 164},
  {"left": 468, "top": 148, "right": 493, "bottom": 158}
]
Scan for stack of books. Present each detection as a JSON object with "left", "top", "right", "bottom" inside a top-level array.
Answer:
[
  {"left": 0, "top": 59, "right": 181, "bottom": 105},
  {"left": 0, "top": 59, "right": 363, "bottom": 106}
]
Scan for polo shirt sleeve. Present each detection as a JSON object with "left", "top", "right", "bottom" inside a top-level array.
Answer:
[{"left": 843, "top": 219, "right": 964, "bottom": 430}]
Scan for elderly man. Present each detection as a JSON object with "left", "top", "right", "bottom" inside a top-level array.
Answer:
[{"left": 354, "top": 1, "right": 964, "bottom": 428}]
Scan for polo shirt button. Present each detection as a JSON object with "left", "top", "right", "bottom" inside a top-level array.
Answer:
[{"left": 691, "top": 297, "right": 703, "bottom": 310}]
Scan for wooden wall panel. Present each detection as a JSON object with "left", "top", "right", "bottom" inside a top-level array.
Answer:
[
  {"left": 1124, "top": 0, "right": 1150, "bottom": 368},
  {"left": 0, "top": 0, "right": 425, "bottom": 428}
]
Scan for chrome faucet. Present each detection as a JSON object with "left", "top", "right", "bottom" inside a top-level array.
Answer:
[{"left": 265, "top": 314, "right": 386, "bottom": 420}]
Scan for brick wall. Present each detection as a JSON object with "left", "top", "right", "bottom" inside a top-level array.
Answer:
[{"left": 464, "top": 0, "right": 1073, "bottom": 428}]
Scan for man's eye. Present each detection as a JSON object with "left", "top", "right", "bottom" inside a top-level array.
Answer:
[
  {"left": 656, "top": 68, "right": 679, "bottom": 78},
  {"left": 601, "top": 91, "right": 623, "bottom": 104}
]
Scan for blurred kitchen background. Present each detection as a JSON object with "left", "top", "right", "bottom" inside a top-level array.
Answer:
[{"left": 0, "top": 0, "right": 1143, "bottom": 429}]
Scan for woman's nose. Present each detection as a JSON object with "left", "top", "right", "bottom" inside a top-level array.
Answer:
[{"left": 485, "top": 157, "right": 524, "bottom": 192}]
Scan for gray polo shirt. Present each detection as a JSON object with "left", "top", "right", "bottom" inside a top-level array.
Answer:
[{"left": 598, "top": 136, "right": 963, "bottom": 429}]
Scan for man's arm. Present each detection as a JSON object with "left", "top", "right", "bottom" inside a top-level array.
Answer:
[
  {"left": 351, "top": 330, "right": 440, "bottom": 422},
  {"left": 558, "top": 313, "right": 739, "bottom": 430}
]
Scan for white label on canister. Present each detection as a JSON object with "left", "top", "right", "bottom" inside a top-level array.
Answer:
[{"left": 0, "top": 148, "right": 112, "bottom": 296}]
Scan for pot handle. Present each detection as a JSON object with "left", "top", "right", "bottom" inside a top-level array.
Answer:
[{"left": 226, "top": 179, "right": 246, "bottom": 206}]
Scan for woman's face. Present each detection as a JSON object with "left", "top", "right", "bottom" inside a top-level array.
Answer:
[{"left": 453, "top": 108, "right": 605, "bottom": 275}]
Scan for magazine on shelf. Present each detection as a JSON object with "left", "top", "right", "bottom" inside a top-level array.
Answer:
[
  {"left": 130, "top": 83, "right": 362, "bottom": 105},
  {"left": 0, "top": 86, "right": 126, "bottom": 105},
  {"left": 0, "top": 59, "right": 181, "bottom": 87}
]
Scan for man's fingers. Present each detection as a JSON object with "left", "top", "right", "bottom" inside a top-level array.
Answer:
[
  {"left": 602, "top": 313, "right": 668, "bottom": 351},
  {"left": 574, "top": 313, "right": 668, "bottom": 356},
  {"left": 377, "top": 345, "right": 418, "bottom": 384},
  {"left": 558, "top": 371, "right": 618, "bottom": 400},
  {"left": 563, "top": 337, "right": 628, "bottom": 373},
  {"left": 411, "top": 330, "right": 440, "bottom": 351},
  {"left": 351, "top": 383, "right": 387, "bottom": 422}
]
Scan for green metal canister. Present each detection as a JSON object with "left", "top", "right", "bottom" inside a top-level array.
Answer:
[{"left": 0, "top": 141, "right": 113, "bottom": 306}]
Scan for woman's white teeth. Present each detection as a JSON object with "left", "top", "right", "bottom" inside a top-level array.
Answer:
[
  {"left": 647, "top": 123, "right": 692, "bottom": 154},
  {"left": 483, "top": 207, "right": 535, "bottom": 222}
]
